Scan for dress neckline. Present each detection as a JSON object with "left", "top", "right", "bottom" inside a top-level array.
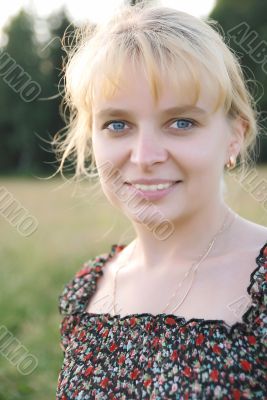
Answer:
[{"left": 78, "top": 240, "right": 267, "bottom": 335}]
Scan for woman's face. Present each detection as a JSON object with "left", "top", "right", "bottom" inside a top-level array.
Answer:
[{"left": 91, "top": 61, "right": 235, "bottom": 225}]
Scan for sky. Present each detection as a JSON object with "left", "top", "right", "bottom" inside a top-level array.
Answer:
[{"left": 0, "top": 0, "right": 216, "bottom": 33}]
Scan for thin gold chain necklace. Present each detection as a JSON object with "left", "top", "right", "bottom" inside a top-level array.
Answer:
[{"left": 112, "top": 208, "right": 237, "bottom": 316}]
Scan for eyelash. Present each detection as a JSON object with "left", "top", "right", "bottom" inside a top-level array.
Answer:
[{"left": 102, "top": 119, "right": 197, "bottom": 134}]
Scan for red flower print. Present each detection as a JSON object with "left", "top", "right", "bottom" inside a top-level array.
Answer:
[
  {"left": 84, "top": 366, "right": 94, "bottom": 377},
  {"left": 195, "top": 334, "right": 205, "bottom": 346},
  {"left": 75, "top": 267, "right": 91, "bottom": 278},
  {"left": 118, "top": 354, "right": 126, "bottom": 365},
  {"left": 97, "top": 321, "right": 104, "bottom": 331},
  {"left": 116, "top": 245, "right": 124, "bottom": 252},
  {"left": 165, "top": 317, "right": 177, "bottom": 326},
  {"left": 232, "top": 388, "right": 241, "bottom": 400},
  {"left": 255, "top": 316, "right": 261, "bottom": 325},
  {"left": 100, "top": 377, "right": 109, "bottom": 389},
  {"left": 71, "top": 325, "right": 77, "bottom": 335},
  {"left": 75, "top": 346, "right": 85, "bottom": 355},
  {"left": 102, "top": 329, "right": 109, "bottom": 338},
  {"left": 83, "top": 352, "right": 93, "bottom": 361},
  {"left": 78, "top": 331, "right": 86, "bottom": 341},
  {"left": 247, "top": 335, "right": 256, "bottom": 345},
  {"left": 171, "top": 349, "right": 178, "bottom": 361},
  {"left": 210, "top": 369, "right": 219, "bottom": 382},
  {"left": 130, "top": 368, "right": 140, "bottom": 379},
  {"left": 144, "top": 378, "right": 152, "bottom": 388},
  {"left": 182, "top": 366, "right": 192, "bottom": 378},
  {"left": 130, "top": 317, "right": 137, "bottom": 327},
  {"left": 240, "top": 359, "right": 252, "bottom": 372},
  {"left": 229, "top": 375, "right": 235, "bottom": 384},
  {"left": 152, "top": 337, "right": 160, "bottom": 348},
  {"left": 110, "top": 342, "right": 118, "bottom": 352},
  {"left": 56, "top": 244, "right": 267, "bottom": 398},
  {"left": 212, "top": 344, "right": 222, "bottom": 355},
  {"left": 145, "top": 322, "right": 152, "bottom": 332}
]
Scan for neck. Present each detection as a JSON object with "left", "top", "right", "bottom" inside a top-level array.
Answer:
[{"left": 127, "top": 201, "right": 236, "bottom": 273}]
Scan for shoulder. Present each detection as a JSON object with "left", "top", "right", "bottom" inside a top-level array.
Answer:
[
  {"left": 234, "top": 219, "right": 267, "bottom": 339},
  {"left": 58, "top": 259, "right": 97, "bottom": 316},
  {"left": 231, "top": 216, "right": 267, "bottom": 252},
  {"left": 232, "top": 217, "right": 267, "bottom": 279},
  {"left": 245, "top": 219, "right": 267, "bottom": 238},
  {"left": 243, "top": 219, "right": 267, "bottom": 303},
  {"left": 58, "top": 245, "right": 119, "bottom": 315},
  {"left": 243, "top": 231, "right": 267, "bottom": 339}
]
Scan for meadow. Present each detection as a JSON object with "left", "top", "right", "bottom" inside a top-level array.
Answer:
[{"left": 0, "top": 166, "right": 266, "bottom": 399}]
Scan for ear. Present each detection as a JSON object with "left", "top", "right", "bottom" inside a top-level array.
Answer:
[{"left": 225, "top": 115, "right": 247, "bottom": 161}]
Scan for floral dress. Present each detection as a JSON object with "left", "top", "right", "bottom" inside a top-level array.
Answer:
[{"left": 56, "top": 241, "right": 267, "bottom": 399}]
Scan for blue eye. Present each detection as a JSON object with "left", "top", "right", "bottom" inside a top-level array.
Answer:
[
  {"left": 102, "top": 118, "right": 195, "bottom": 134},
  {"left": 104, "top": 121, "right": 127, "bottom": 132},
  {"left": 171, "top": 119, "right": 194, "bottom": 130}
]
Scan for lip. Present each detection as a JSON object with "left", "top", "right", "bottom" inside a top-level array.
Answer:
[
  {"left": 125, "top": 179, "right": 181, "bottom": 184},
  {"left": 124, "top": 181, "right": 181, "bottom": 201}
]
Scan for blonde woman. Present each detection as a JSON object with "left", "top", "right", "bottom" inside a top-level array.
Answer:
[{"left": 54, "top": 4, "right": 267, "bottom": 399}]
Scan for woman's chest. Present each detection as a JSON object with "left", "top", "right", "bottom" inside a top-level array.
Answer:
[{"left": 85, "top": 249, "right": 258, "bottom": 326}]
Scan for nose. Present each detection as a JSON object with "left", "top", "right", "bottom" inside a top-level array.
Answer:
[{"left": 130, "top": 126, "right": 168, "bottom": 170}]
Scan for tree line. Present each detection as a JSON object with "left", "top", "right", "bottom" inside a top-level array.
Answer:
[{"left": 0, "top": 0, "right": 266, "bottom": 176}]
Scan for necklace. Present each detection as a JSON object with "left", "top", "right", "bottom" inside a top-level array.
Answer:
[{"left": 112, "top": 208, "right": 238, "bottom": 316}]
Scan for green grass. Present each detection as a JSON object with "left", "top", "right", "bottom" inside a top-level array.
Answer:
[{"left": 0, "top": 167, "right": 266, "bottom": 399}]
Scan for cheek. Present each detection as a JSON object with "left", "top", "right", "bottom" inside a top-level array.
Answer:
[
  {"left": 174, "top": 139, "right": 225, "bottom": 190},
  {"left": 173, "top": 142, "right": 214, "bottom": 174},
  {"left": 94, "top": 155, "right": 126, "bottom": 205},
  {"left": 92, "top": 134, "right": 125, "bottom": 167},
  {"left": 99, "top": 176, "right": 131, "bottom": 212},
  {"left": 178, "top": 134, "right": 225, "bottom": 170},
  {"left": 91, "top": 133, "right": 105, "bottom": 163}
]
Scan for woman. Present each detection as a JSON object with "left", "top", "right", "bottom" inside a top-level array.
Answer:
[{"left": 54, "top": 3, "right": 267, "bottom": 399}]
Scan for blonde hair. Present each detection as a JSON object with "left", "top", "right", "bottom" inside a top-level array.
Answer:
[{"left": 51, "top": 3, "right": 260, "bottom": 181}]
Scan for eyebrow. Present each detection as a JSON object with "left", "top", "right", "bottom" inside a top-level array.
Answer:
[{"left": 94, "top": 106, "right": 209, "bottom": 120}]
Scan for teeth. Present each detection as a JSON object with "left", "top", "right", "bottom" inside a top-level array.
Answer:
[{"left": 132, "top": 182, "right": 176, "bottom": 191}]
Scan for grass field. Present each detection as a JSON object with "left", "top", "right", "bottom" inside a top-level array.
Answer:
[{"left": 0, "top": 167, "right": 266, "bottom": 399}]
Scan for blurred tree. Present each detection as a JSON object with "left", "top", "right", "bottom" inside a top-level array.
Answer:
[
  {"left": 210, "top": 0, "right": 267, "bottom": 163},
  {"left": 0, "top": 2, "right": 266, "bottom": 175},
  {"left": 36, "top": 8, "right": 75, "bottom": 175},
  {"left": 0, "top": 10, "right": 42, "bottom": 173},
  {"left": 0, "top": 8, "right": 73, "bottom": 175}
]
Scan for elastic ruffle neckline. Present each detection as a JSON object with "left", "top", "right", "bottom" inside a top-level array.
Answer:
[{"left": 59, "top": 240, "right": 267, "bottom": 337}]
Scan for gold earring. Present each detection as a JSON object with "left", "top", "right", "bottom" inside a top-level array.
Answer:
[{"left": 226, "top": 155, "right": 236, "bottom": 170}]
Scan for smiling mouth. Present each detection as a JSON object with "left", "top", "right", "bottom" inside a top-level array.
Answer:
[{"left": 124, "top": 180, "right": 182, "bottom": 191}]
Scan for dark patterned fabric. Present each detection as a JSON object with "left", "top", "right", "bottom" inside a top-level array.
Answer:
[{"left": 56, "top": 241, "right": 267, "bottom": 399}]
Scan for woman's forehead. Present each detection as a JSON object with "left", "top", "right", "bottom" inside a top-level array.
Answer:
[{"left": 91, "top": 62, "right": 221, "bottom": 115}]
